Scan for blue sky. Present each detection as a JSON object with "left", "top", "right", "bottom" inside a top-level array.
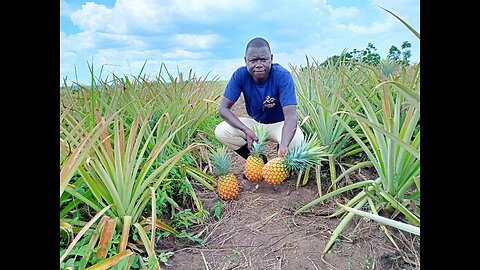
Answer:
[{"left": 60, "top": 0, "right": 420, "bottom": 86}]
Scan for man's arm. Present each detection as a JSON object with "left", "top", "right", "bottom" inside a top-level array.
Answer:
[
  {"left": 219, "top": 96, "right": 257, "bottom": 150},
  {"left": 278, "top": 104, "right": 298, "bottom": 157}
]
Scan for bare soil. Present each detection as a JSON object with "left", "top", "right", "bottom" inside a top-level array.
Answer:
[{"left": 161, "top": 98, "right": 420, "bottom": 270}]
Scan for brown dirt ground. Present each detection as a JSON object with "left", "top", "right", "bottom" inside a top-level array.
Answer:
[{"left": 161, "top": 97, "right": 420, "bottom": 270}]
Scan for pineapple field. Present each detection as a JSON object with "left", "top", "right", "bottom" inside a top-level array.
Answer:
[{"left": 60, "top": 13, "right": 419, "bottom": 269}]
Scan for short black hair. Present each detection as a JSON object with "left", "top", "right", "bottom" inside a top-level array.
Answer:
[{"left": 245, "top": 37, "right": 271, "bottom": 56}]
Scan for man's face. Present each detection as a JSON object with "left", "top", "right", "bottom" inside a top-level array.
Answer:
[{"left": 244, "top": 46, "right": 272, "bottom": 83}]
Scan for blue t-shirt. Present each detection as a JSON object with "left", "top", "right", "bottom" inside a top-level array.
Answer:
[{"left": 224, "top": 63, "right": 297, "bottom": 124}]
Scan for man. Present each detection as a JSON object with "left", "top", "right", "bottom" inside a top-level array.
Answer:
[{"left": 214, "top": 37, "right": 304, "bottom": 161}]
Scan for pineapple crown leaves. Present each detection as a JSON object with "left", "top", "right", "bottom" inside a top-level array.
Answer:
[
  {"left": 210, "top": 146, "right": 232, "bottom": 176},
  {"left": 251, "top": 123, "right": 269, "bottom": 157},
  {"left": 283, "top": 135, "right": 328, "bottom": 172}
]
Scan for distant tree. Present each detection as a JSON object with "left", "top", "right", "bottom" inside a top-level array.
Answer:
[
  {"left": 350, "top": 43, "right": 381, "bottom": 66},
  {"left": 320, "top": 54, "right": 349, "bottom": 67},
  {"left": 320, "top": 41, "right": 414, "bottom": 67},
  {"left": 387, "top": 41, "right": 412, "bottom": 65},
  {"left": 321, "top": 43, "right": 381, "bottom": 67}
]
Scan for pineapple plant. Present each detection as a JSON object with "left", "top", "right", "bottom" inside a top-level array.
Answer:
[
  {"left": 245, "top": 123, "right": 269, "bottom": 182},
  {"left": 262, "top": 135, "right": 327, "bottom": 185},
  {"left": 211, "top": 146, "right": 239, "bottom": 200}
]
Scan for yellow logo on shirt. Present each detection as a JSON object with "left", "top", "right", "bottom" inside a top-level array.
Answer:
[{"left": 262, "top": 96, "right": 275, "bottom": 110}]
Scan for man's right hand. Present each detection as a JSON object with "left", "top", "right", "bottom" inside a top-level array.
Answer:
[
  {"left": 244, "top": 128, "right": 257, "bottom": 151},
  {"left": 277, "top": 145, "right": 288, "bottom": 158}
]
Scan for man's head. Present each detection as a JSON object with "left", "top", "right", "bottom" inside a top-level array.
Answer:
[{"left": 244, "top": 37, "right": 273, "bottom": 83}]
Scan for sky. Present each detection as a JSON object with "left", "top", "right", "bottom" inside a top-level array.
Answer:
[{"left": 60, "top": 0, "right": 420, "bottom": 86}]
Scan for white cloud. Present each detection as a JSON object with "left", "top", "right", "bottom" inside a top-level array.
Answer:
[
  {"left": 162, "top": 49, "right": 212, "bottom": 59},
  {"left": 335, "top": 17, "right": 396, "bottom": 35},
  {"left": 70, "top": 2, "right": 116, "bottom": 32},
  {"left": 174, "top": 34, "right": 223, "bottom": 50},
  {"left": 60, "top": 31, "right": 97, "bottom": 51},
  {"left": 60, "top": 0, "right": 75, "bottom": 17},
  {"left": 114, "top": 0, "right": 172, "bottom": 30},
  {"left": 171, "top": 0, "right": 255, "bottom": 20},
  {"left": 330, "top": 6, "right": 360, "bottom": 21}
]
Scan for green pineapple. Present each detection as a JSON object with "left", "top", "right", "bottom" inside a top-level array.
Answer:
[
  {"left": 262, "top": 135, "right": 327, "bottom": 185},
  {"left": 211, "top": 146, "right": 239, "bottom": 200},
  {"left": 245, "top": 123, "right": 269, "bottom": 182}
]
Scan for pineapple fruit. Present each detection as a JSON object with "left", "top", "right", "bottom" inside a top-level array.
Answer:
[
  {"left": 262, "top": 135, "right": 326, "bottom": 185},
  {"left": 245, "top": 123, "right": 269, "bottom": 182},
  {"left": 211, "top": 146, "right": 239, "bottom": 200}
]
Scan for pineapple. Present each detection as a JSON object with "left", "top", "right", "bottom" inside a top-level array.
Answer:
[
  {"left": 245, "top": 123, "right": 269, "bottom": 182},
  {"left": 211, "top": 146, "right": 239, "bottom": 200},
  {"left": 262, "top": 135, "right": 326, "bottom": 185}
]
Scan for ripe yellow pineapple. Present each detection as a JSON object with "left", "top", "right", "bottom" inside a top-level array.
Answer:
[
  {"left": 245, "top": 123, "right": 269, "bottom": 182},
  {"left": 211, "top": 146, "right": 239, "bottom": 200},
  {"left": 262, "top": 135, "right": 326, "bottom": 185}
]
